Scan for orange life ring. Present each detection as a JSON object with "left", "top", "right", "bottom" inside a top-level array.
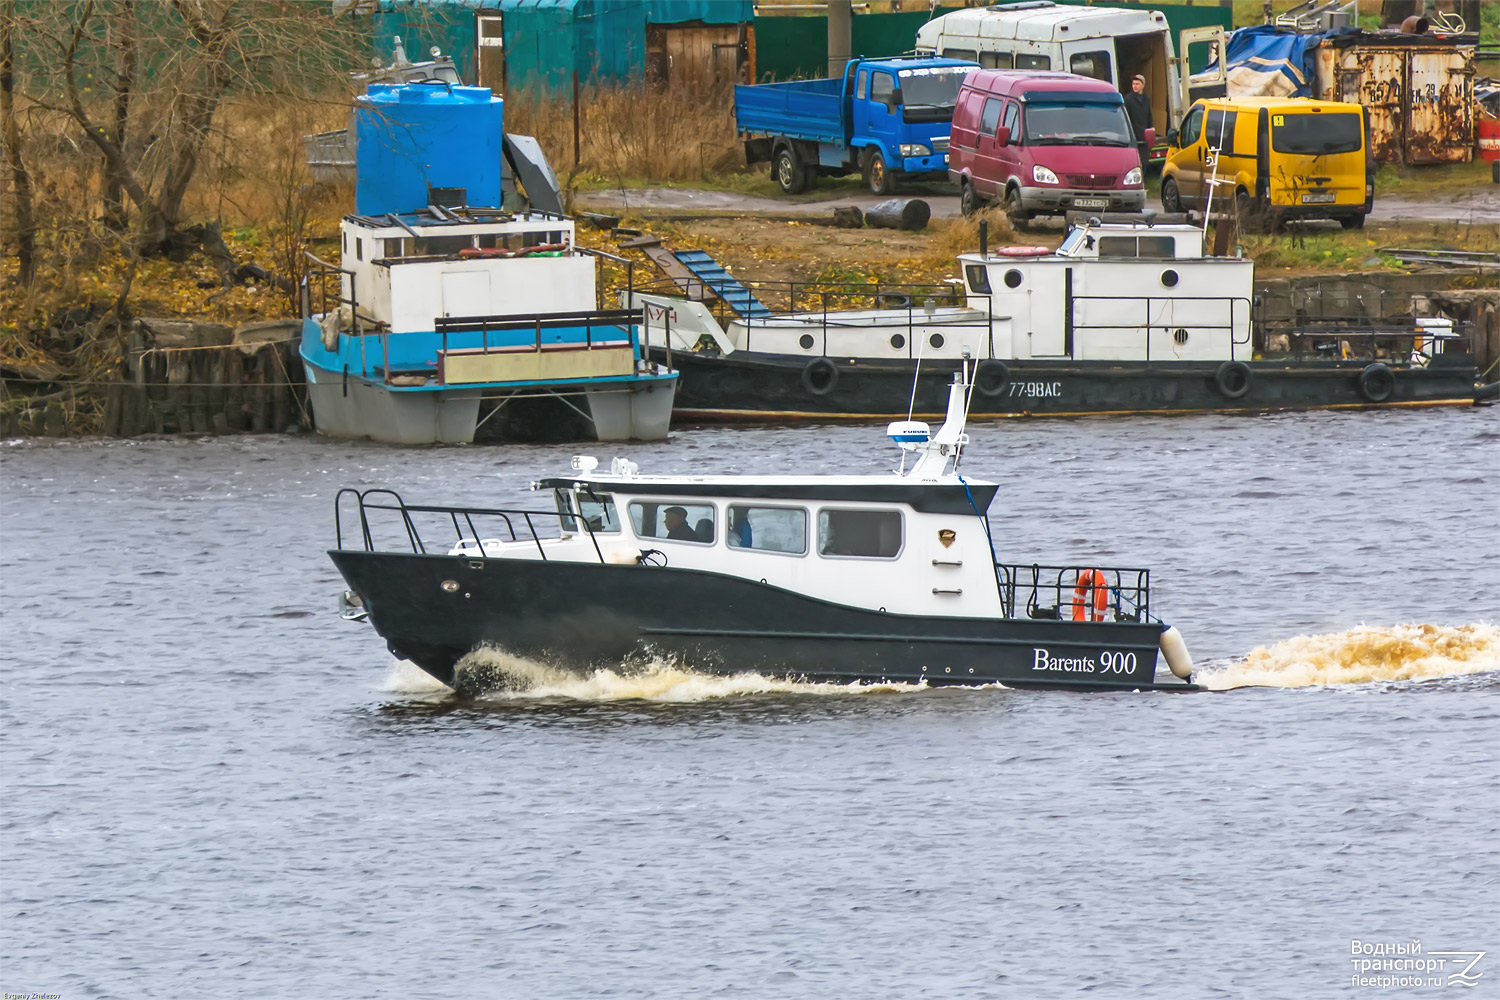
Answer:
[
  {"left": 1071, "top": 568, "right": 1110, "bottom": 622},
  {"left": 992, "top": 245, "right": 1051, "bottom": 258}
]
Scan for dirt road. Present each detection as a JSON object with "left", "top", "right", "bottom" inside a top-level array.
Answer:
[{"left": 577, "top": 184, "right": 1500, "bottom": 225}]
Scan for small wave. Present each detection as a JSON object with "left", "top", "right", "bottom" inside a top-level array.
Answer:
[
  {"left": 1197, "top": 623, "right": 1500, "bottom": 690},
  {"left": 453, "top": 646, "right": 929, "bottom": 702},
  {"left": 378, "top": 659, "right": 456, "bottom": 695}
]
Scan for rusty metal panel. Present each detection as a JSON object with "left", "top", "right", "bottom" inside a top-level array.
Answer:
[
  {"left": 1404, "top": 47, "right": 1474, "bottom": 164},
  {"left": 1315, "top": 42, "right": 1474, "bottom": 165}
]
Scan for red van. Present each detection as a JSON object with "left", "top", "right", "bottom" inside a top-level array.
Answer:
[{"left": 949, "top": 70, "right": 1152, "bottom": 226}]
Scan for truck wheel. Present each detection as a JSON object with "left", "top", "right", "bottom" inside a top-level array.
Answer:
[
  {"left": 864, "top": 149, "right": 895, "bottom": 195},
  {"left": 960, "top": 181, "right": 983, "bottom": 218},
  {"left": 1002, "top": 187, "right": 1029, "bottom": 231},
  {"left": 774, "top": 147, "right": 807, "bottom": 195},
  {"left": 1233, "top": 190, "right": 1263, "bottom": 234},
  {"left": 1160, "top": 177, "right": 1182, "bottom": 214},
  {"left": 1340, "top": 213, "right": 1366, "bottom": 230}
]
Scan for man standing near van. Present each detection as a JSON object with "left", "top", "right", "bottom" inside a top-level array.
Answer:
[{"left": 1125, "top": 74, "right": 1152, "bottom": 169}]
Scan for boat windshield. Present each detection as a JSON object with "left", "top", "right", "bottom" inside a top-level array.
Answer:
[
  {"left": 556, "top": 489, "right": 619, "bottom": 534},
  {"left": 1023, "top": 102, "right": 1133, "bottom": 146}
]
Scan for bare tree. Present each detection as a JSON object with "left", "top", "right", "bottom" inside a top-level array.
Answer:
[
  {"left": 15, "top": 0, "right": 359, "bottom": 257},
  {"left": 1, "top": 0, "right": 37, "bottom": 285}
]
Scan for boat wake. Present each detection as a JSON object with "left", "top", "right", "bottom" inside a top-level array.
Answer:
[
  {"left": 1195, "top": 623, "right": 1500, "bottom": 690},
  {"left": 448, "top": 646, "right": 931, "bottom": 702}
]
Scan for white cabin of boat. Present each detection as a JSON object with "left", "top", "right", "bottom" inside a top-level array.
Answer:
[{"left": 634, "top": 219, "right": 1258, "bottom": 364}]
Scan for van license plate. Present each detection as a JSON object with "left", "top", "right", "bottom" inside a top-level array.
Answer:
[
  {"left": 1301, "top": 192, "right": 1336, "bottom": 204},
  {"left": 1074, "top": 198, "right": 1109, "bottom": 209}
]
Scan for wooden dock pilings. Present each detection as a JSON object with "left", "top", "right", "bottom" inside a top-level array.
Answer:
[{"left": 1, "top": 317, "right": 308, "bottom": 438}]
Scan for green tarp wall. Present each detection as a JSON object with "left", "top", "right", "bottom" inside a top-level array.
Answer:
[{"left": 752, "top": 3, "right": 1233, "bottom": 82}]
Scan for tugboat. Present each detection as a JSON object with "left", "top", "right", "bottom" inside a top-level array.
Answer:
[
  {"left": 299, "top": 77, "right": 676, "bottom": 445},
  {"left": 627, "top": 215, "right": 1476, "bottom": 420},
  {"left": 328, "top": 362, "right": 1198, "bottom": 693}
]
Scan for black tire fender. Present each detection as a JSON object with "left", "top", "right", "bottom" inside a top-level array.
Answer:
[
  {"left": 1357, "top": 362, "right": 1395, "bottom": 403},
  {"left": 1214, "top": 359, "right": 1252, "bottom": 399},
  {"left": 975, "top": 359, "right": 1011, "bottom": 398},
  {"left": 801, "top": 357, "right": 839, "bottom": 396}
]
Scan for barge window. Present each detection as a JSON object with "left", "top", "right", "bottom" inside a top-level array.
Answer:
[
  {"left": 727, "top": 505, "right": 807, "bottom": 554},
  {"left": 1096, "top": 235, "right": 1176, "bottom": 259},
  {"left": 556, "top": 490, "right": 619, "bottom": 534},
  {"left": 413, "top": 234, "right": 473, "bottom": 256},
  {"left": 630, "top": 501, "right": 716, "bottom": 545},
  {"left": 965, "top": 264, "right": 991, "bottom": 294},
  {"left": 817, "top": 509, "right": 902, "bottom": 559}
]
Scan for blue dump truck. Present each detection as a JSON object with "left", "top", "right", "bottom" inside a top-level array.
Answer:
[{"left": 736, "top": 56, "right": 979, "bottom": 195}]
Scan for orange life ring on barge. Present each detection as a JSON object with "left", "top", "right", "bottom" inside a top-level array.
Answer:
[
  {"left": 992, "top": 245, "right": 1051, "bottom": 258},
  {"left": 1071, "top": 568, "right": 1110, "bottom": 622}
]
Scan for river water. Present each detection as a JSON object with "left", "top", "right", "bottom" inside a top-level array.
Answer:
[{"left": 3, "top": 409, "right": 1497, "bottom": 998}]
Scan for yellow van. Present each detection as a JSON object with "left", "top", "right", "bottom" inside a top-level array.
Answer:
[{"left": 1160, "top": 97, "right": 1373, "bottom": 229}]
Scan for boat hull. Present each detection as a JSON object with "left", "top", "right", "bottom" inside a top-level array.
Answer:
[
  {"left": 651, "top": 350, "right": 1476, "bottom": 420},
  {"left": 331, "top": 550, "right": 1182, "bottom": 692},
  {"left": 303, "top": 360, "right": 677, "bottom": 445}
]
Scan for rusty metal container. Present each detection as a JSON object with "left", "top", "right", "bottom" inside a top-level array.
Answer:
[{"left": 1314, "top": 39, "right": 1475, "bottom": 164}]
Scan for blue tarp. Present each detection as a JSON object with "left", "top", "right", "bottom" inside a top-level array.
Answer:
[{"left": 1219, "top": 26, "right": 1329, "bottom": 98}]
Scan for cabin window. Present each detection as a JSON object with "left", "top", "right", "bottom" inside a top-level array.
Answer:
[
  {"left": 817, "top": 508, "right": 903, "bottom": 559},
  {"left": 942, "top": 47, "right": 978, "bottom": 64},
  {"left": 979, "top": 51, "right": 1012, "bottom": 70},
  {"left": 630, "top": 501, "right": 716, "bottom": 544},
  {"left": 556, "top": 490, "right": 620, "bottom": 534},
  {"left": 1180, "top": 105, "right": 1204, "bottom": 148},
  {"left": 355, "top": 238, "right": 363, "bottom": 261},
  {"left": 871, "top": 72, "right": 895, "bottom": 107},
  {"left": 965, "top": 264, "right": 991, "bottom": 294},
  {"left": 1069, "top": 51, "right": 1112, "bottom": 82},
  {"left": 383, "top": 238, "right": 405, "bottom": 258},
  {"left": 1096, "top": 236, "right": 1176, "bottom": 259},
  {"left": 1272, "top": 111, "right": 1362, "bottom": 156},
  {"left": 1204, "top": 108, "right": 1234, "bottom": 152},
  {"left": 980, "top": 98, "right": 1003, "bottom": 136},
  {"left": 413, "top": 235, "right": 473, "bottom": 256},
  {"left": 1016, "top": 53, "right": 1050, "bottom": 71},
  {"left": 726, "top": 505, "right": 807, "bottom": 555},
  {"left": 857, "top": 68, "right": 868, "bottom": 98},
  {"left": 342, "top": 232, "right": 347, "bottom": 254},
  {"left": 1002, "top": 100, "right": 1020, "bottom": 137}
]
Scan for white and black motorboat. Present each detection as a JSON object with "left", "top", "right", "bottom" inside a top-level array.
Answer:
[{"left": 329, "top": 363, "right": 1198, "bottom": 693}]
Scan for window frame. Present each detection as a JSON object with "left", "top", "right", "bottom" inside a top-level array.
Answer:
[
  {"left": 725, "top": 504, "right": 810, "bottom": 557},
  {"left": 628, "top": 499, "right": 718, "bottom": 546},
  {"left": 815, "top": 506, "right": 906, "bottom": 561}
]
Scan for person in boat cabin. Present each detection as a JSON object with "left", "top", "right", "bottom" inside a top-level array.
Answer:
[
  {"left": 728, "top": 510, "right": 753, "bottom": 548},
  {"left": 662, "top": 506, "right": 699, "bottom": 542}
]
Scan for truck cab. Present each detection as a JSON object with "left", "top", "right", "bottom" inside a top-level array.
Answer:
[{"left": 736, "top": 55, "right": 978, "bottom": 194}]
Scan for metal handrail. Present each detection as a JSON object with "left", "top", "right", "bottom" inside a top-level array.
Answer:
[
  {"left": 333, "top": 487, "right": 609, "bottom": 564},
  {"left": 995, "top": 563, "right": 1151, "bottom": 623}
]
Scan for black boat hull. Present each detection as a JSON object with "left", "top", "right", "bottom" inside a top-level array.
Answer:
[
  {"left": 331, "top": 550, "right": 1184, "bottom": 692},
  {"left": 651, "top": 349, "right": 1476, "bottom": 420}
]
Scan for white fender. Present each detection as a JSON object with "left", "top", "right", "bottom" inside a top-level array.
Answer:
[{"left": 1159, "top": 625, "right": 1194, "bottom": 680}]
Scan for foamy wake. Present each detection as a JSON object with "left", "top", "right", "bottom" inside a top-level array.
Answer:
[
  {"left": 1196, "top": 623, "right": 1500, "bottom": 690},
  {"left": 450, "top": 646, "right": 931, "bottom": 702}
]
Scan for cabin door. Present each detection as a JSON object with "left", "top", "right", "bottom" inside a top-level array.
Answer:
[
  {"left": 441, "top": 271, "right": 491, "bottom": 320},
  {"left": 1025, "top": 266, "right": 1069, "bottom": 358}
]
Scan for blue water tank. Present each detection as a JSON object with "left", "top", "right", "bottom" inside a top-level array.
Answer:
[{"left": 353, "top": 83, "right": 505, "bottom": 215}]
